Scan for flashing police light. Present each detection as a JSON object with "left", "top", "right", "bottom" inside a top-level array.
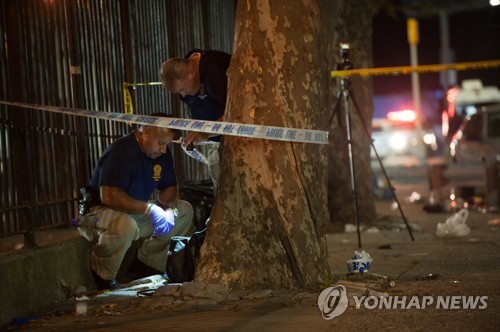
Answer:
[{"left": 387, "top": 109, "right": 416, "bottom": 123}]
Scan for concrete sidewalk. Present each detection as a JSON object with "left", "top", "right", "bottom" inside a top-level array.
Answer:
[{"left": 3, "top": 197, "right": 499, "bottom": 331}]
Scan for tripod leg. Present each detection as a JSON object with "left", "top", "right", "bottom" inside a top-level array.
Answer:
[
  {"left": 329, "top": 90, "right": 343, "bottom": 126},
  {"left": 342, "top": 90, "right": 363, "bottom": 249},
  {"left": 350, "top": 92, "right": 415, "bottom": 241}
]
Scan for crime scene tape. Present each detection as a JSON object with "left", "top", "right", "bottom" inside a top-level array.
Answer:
[
  {"left": 180, "top": 144, "right": 209, "bottom": 164},
  {"left": 0, "top": 100, "right": 329, "bottom": 145},
  {"left": 331, "top": 59, "right": 500, "bottom": 78}
]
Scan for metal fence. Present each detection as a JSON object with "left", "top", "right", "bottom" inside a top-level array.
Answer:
[{"left": 0, "top": 0, "right": 235, "bottom": 241}]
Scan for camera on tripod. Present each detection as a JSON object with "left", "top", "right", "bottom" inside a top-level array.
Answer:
[
  {"left": 336, "top": 43, "right": 353, "bottom": 71},
  {"left": 329, "top": 41, "right": 415, "bottom": 246}
]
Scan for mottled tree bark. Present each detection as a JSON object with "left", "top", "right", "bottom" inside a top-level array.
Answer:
[{"left": 196, "top": 0, "right": 331, "bottom": 290}]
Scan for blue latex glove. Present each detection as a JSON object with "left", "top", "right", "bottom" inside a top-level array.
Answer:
[{"left": 147, "top": 203, "right": 175, "bottom": 237}]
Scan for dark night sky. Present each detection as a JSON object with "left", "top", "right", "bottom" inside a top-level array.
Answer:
[{"left": 372, "top": 4, "right": 500, "bottom": 97}]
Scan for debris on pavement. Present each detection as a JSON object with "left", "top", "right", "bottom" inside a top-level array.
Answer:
[
  {"left": 366, "top": 226, "right": 381, "bottom": 233},
  {"left": 347, "top": 250, "right": 373, "bottom": 273},
  {"left": 420, "top": 273, "right": 441, "bottom": 280},
  {"left": 75, "top": 298, "right": 88, "bottom": 316},
  {"left": 334, "top": 275, "right": 396, "bottom": 307},
  {"left": 103, "top": 310, "right": 122, "bottom": 316},
  {"left": 488, "top": 218, "right": 500, "bottom": 226},
  {"left": 59, "top": 278, "right": 74, "bottom": 298},
  {"left": 436, "top": 208, "right": 470, "bottom": 237},
  {"left": 406, "top": 191, "right": 423, "bottom": 203},
  {"left": 335, "top": 279, "right": 374, "bottom": 296},
  {"left": 344, "top": 223, "right": 364, "bottom": 233}
]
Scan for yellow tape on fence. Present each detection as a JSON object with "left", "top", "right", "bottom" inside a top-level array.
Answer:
[
  {"left": 123, "top": 83, "right": 134, "bottom": 115},
  {"left": 122, "top": 82, "right": 163, "bottom": 115}
]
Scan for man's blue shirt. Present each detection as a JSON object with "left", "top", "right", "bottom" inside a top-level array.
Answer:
[
  {"left": 87, "top": 132, "right": 177, "bottom": 202},
  {"left": 181, "top": 49, "right": 231, "bottom": 142}
]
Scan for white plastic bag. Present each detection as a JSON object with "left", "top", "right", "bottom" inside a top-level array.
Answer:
[{"left": 436, "top": 208, "right": 470, "bottom": 237}]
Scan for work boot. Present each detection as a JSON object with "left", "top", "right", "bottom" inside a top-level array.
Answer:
[{"left": 91, "top": 270, "right": 120, "bottom": 290}]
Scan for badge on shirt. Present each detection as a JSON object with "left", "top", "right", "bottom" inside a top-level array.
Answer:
[{"left": 153, "top": 164, "right": 162, "bottom": 181}]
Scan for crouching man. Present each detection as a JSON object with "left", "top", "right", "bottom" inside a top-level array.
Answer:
[{"left": 76, "top": 113, "right": 194, "bottom": 290}]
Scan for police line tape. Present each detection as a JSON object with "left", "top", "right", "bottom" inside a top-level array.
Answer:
[
  {"left": 330, "top": 59, "right": 500, "bottom": 78},
  {"left": 0, "top": 100, "right": 329, "bottom": 145}
]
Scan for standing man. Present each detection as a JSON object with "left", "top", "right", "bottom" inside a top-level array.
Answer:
[
  {"left": 160, "top": 49, "right": 231, "bottom": 190},
  {"left": 76, "top": 114, "right": 194, "bottom": 290}
]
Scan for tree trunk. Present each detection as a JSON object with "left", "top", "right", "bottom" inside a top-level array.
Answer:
[
  {"left": 196, "top": 0, "right": 331, "bottom": 290},
  {"left": 326, "top": 0, "right": 376, "bottom": 231}
]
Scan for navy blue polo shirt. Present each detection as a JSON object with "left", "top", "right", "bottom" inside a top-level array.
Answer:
[
  {"left": 87, "top": 132, "right": 177, "bottom": 202},
  {"left": 181, "top": 49, "right": 231, "bottom": 141}
]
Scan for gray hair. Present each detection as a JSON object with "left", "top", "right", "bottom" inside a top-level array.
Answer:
[{"left": 159, "top": 58, "right": 189, "bottom": 91}]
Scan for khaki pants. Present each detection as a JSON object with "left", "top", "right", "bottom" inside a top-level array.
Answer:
[{"left": 81, "top": 200, "right": 194, "bottom": 280}]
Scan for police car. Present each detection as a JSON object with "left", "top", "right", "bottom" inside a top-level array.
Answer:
[{"left": 371, "top": 109, "right": 428, "bottom": 169}]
